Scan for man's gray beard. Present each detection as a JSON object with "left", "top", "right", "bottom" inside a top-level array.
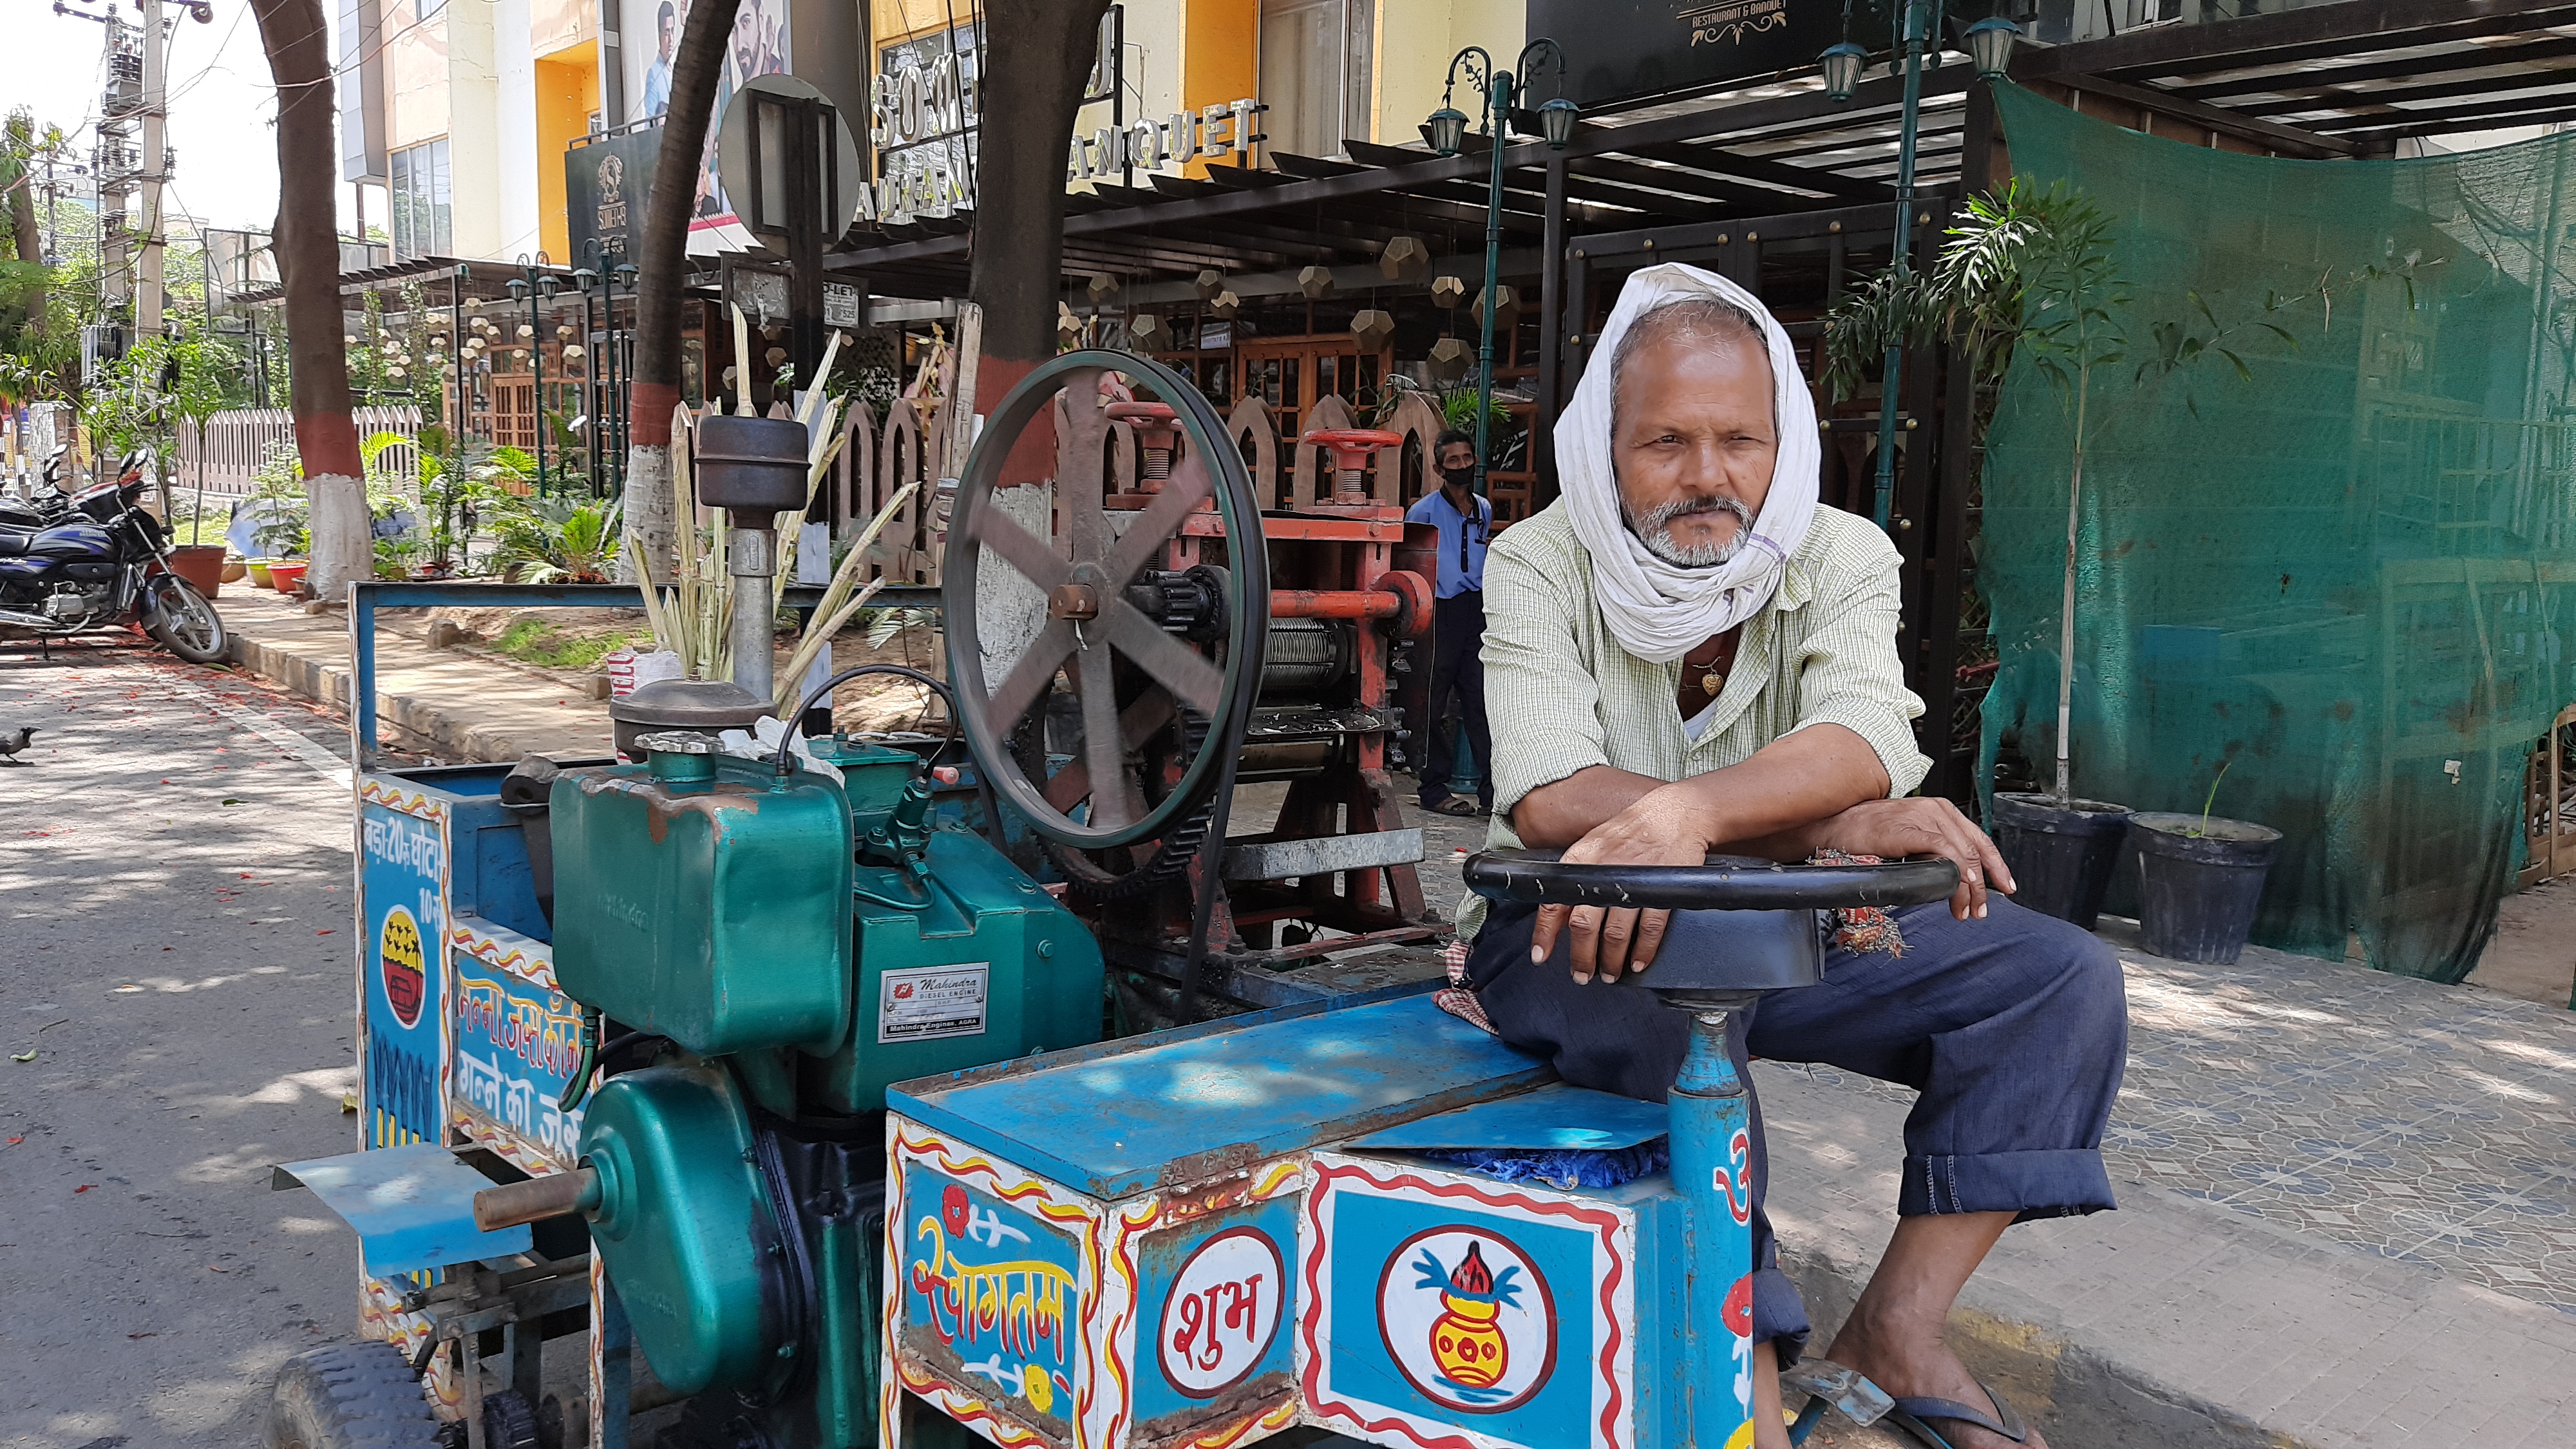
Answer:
[{"left": 1626, "top": 494, "right": 1754, "bottom": 568}]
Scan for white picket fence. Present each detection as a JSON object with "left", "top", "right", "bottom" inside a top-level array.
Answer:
[{"left": 173, "top": 406, "right": 424, "bottom": 498}]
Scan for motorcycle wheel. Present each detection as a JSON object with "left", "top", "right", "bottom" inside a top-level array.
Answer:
[{"left": 145, "top": 575, "right": 228, "bottom": 664}]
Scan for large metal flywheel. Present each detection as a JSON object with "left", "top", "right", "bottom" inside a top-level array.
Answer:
[{"left": 942, "top": 351, "right": 1269, "bottom": 893}]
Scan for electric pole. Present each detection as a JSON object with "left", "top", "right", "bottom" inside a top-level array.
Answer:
[
  {"left": 90, "top": 5, "right": 140, "bottom": 323},
  {"left": 137, "top": 0, "right": 169, "bottom": 339},
  {"left": 55, "top": 0, "right": 177, "bottom": 347}
]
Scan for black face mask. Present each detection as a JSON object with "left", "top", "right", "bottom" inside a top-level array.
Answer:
[{"left": 1437, "top": 459, "right": 1475, "bottom": 485}]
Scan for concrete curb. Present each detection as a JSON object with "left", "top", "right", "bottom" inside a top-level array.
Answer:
[{"left": 1777, "top": 1227, "right": 2289, "bottom": 1449}]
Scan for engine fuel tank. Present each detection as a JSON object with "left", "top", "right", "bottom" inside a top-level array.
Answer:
[{"left": 551, "top": 748, "right": 856, "bottom": 1056}]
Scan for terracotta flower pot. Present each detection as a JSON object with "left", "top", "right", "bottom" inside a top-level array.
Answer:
[
  {"left": 166, "top": 544, "right": 225, "bottom": 598},
  {"left": 220, "top": 560, "right": 249, "bottom": 584}
]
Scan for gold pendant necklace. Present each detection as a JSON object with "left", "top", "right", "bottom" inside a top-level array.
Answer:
[{"left": 1700, "top": 668, "right": 1725, "bottom": 697}]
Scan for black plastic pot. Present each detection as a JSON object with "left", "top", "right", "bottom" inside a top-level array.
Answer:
[
  {"left": 1987, "top": 793, "right": 2133, "bottom": 931},
  {"left": 2128, "top": 812, "right": 2281, "bottom": 964}
]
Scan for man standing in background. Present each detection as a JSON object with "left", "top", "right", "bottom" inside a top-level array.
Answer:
[{"left": 1408, "top": 428, "right": 1495, "bottom": 817}]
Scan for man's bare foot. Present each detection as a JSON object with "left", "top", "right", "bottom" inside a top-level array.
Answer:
[{"left": 1821, "top": 1313, "right": 2047, "bottom": 1449}]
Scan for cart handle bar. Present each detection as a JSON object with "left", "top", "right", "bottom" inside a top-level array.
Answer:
[{"left": 1463, "top": 849, "right": 1960, "bottom": 913}]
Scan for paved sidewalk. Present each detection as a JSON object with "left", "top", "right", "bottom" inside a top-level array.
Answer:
[{"left": 220, "top": 589, "right": 620, "bottom": 762}]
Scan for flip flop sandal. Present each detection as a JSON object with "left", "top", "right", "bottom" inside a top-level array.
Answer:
[
  {"left": 1882, "top": 1376, "right": 2031, "bottom": 1448},
  {"left": 1782, "top": 1363, "right": 2027, "bottom": 1448},
  {"left": 1423, "top": 797, "right": 1481, "bottom": 817}
]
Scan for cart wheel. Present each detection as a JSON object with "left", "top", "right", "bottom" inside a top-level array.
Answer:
[{"left": 261, "top": 1340, "right": 442, "bottom": 1449}]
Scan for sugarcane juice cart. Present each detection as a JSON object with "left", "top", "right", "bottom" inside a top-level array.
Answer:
[{"left": 264, "top": 352, "right": 1953, "bottom": 1449}]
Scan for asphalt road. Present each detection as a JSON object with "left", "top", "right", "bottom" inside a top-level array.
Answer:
[{"left": 1, "top": 639, "right": 404, "bottom": 1448}]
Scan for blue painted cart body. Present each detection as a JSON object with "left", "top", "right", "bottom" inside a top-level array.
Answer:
[
  {"left": 885, "top": 994, "right": 1747, "bottom": 1449},
  {"left": 345, "top": 759, "right": 596, "bottom": 1419}
]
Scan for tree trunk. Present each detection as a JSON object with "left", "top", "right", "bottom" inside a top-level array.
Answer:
[
  {"left": 622, "top": 0, "right": 743, "bottom": 583},
  {"left": 969, "top": 0, "right": 1113, "bottom": 464},
  {"left": 252, "top": 0, "right": 366, "bottom": 604}
]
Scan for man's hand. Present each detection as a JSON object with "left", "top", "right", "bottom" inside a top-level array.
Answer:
[
  {"left": 1810, "top": 797, "right": 2015, "bottom": 920},
  {"left": 1527, "top": 788, "right": 1709, "bottom": 984}
]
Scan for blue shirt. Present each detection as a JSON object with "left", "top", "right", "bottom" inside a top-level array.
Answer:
[{"left": 1406, "top": 488, "right": 1491, "bottom": 598}]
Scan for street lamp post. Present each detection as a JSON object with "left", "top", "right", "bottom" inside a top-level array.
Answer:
[
  {"left": 1823, "top": 5, "right": 2018, "bottom": 533},
  {"left": 573, "top": 243, "right": 636, "bottom": 500},
  {"left": 506, "top": 254, "right": 560, "bottom": 493},
  {"left": 1426, "top": 41, "right": 1580, "bottom": 498}
]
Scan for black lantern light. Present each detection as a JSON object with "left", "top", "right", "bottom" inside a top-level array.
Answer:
[
  {"left": 1426, "top": 105, "right": 1470, "bottom": 157},
  {"left": 1538, "top": 96, "right": 1580, "bottom": 149},
  {"left": 1819, "top": 41, "right": 1868, "bottom": 102},
  {"left": 1964, "top": 15, "right": 2019, "bottom": 81}
]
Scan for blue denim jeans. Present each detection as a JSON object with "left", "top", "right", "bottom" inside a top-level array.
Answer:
[{"left": 1465, "top": 893, "right": 2129, "bottom": 1364}]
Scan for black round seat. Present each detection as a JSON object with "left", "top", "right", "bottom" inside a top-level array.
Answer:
[{"left": 1462, "top": 849, "right": 1960, "bottom": 1005}]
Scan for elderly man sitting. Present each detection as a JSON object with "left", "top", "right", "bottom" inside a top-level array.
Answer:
[{"left": 1451, "top": 264, "right": 2127, "bottom": 1449}]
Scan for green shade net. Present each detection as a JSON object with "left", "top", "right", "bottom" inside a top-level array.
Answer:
[{"left": 1979, "top": 87, "right": 2576, "bottom": 982}]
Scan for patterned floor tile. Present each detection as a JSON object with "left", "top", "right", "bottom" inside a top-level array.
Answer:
[{"left": 2080, "top": 920, "right": 2576, "bottom": 1314}]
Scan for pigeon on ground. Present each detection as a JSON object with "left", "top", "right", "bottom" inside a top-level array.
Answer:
[{"left": 0, "top": 726, "right": 34, "bottom": 764}]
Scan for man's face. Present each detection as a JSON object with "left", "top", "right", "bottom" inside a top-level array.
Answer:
[
  {"left": 1435, "top": 443, "right": 1476, "bottom": 484},
  {"left": 1611, "top": 332, "right": 1776, "bottom": 568},
  {"left": 658, "top": 14, "right": 675, "bottom": 60}
]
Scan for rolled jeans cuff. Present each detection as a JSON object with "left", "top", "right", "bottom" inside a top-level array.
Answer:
[
  {"left": 1899, "top": 1148, "right": 2118, "bottom": 1221},
  {"left": 1750, "top": 1264, "right": 1812, "bottom": 1369}
]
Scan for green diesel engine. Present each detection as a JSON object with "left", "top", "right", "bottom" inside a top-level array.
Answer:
[{"left": 545, "top": 728, "right": 1103, "bottom": 1436}]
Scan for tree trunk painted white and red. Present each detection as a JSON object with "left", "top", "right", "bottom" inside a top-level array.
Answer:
[
  {"left": 621, "top": 0, "right": 743, "bottom": 582},
  {"left": 252, "top": 0, "right": 367, "bottom": 603}
]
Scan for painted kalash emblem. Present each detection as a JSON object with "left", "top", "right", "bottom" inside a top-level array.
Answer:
[{"left": 1376, "top": 1227, "right": 1557, "bottom": 1413}]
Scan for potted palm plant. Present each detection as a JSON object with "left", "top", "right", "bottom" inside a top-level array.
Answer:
[{"left": 1826, "top": 180, "right": 2136, "bottom": 928}]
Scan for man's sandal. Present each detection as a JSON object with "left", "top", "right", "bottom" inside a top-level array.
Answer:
[
  {"left": 1423, "top": 797, "right": 1481, "bottom": 817},
  {"left": 1782, "top": 1361, "right": 2029, "bottom": 1448}
]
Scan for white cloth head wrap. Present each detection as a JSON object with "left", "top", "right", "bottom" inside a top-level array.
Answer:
[{"left": 1552, "top": 262, "right": 1821, "bottom": 664}]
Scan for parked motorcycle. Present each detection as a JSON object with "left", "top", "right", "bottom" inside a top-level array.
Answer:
[{"left": 0, "top": 449, "right": 229, "bottom": 664}]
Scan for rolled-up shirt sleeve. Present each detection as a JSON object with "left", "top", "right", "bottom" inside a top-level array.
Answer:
[
  {"left": 1781, "top": 529, "right": 1931, "bottom": 799},
  {"left": 1479, "top": 533, "right": 1611, "bottom": 822}
]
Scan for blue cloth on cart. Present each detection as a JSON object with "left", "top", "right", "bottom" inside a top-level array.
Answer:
[{"left": 1426, "top": 1138, "right": 1670, "bottom": 1189}]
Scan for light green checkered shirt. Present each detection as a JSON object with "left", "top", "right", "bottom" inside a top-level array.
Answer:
[{"left": 1451, "top": 501, "right": 1931, "bottom": 940}]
